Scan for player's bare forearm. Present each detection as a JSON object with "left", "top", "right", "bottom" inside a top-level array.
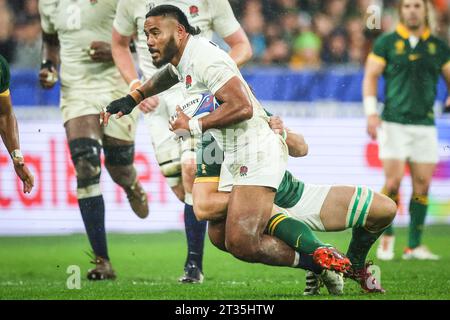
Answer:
[
  {"left": 201, "top": 77, "right": 253, "bottom": 131},
  {"left": 41, "top": 32, "right": 60, "bottom": 66},
  {"left": 0, "top": 96, "right": 20, "bottom": 154},
  {"left": 193, "top": 182, "right": 229, "bottom": 221},
  {"left": 285, "top": 131, "right": 308, "bottom": 158},
  {"left": 104, "top": 66, "right": 178, "bottom": 121},
  {"left": 112, "top": 28, "right": 139, "bottom": 85},
  {"left": 363, "top": 58, "right": 384, "bottom": 98},
  {"left": 224, "top": 28, "right": 253, "bottom": 67},
  {"left": 137, "top": 66, "right": 179, "bottom": 98}
]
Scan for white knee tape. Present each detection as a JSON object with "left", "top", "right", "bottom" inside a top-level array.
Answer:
[
  {"left": 166, "top": 176, "right": 181, "bottom": 188},
  {"left": 184, "top": 192, "right": 193, "bottom": 206},
  {"left": 77, "top": 184, "right": 102, "bottom": 199},
  {"left": 181, "top": 149, "right": 196, "bottom": 164},
  {"left": 346, "top": 186, "right": 374, "bottom": 229}
]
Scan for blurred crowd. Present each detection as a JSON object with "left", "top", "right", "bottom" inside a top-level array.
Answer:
[
  {"left": 233, "top": 0, "right": 449, "bottom": 68},
  {"left": 0, "top": 0, "right": 449, "bottom": 70}
]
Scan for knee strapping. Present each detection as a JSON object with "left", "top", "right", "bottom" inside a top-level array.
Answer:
[
  {"left": 104, "top": 144, "right": 135, "bottom": 166},
  {"left": 69, "top": 138, "right": 102, "bottom": 192},
  {"left": 346, "top": 186, "right": 374, "bottom": 229}
]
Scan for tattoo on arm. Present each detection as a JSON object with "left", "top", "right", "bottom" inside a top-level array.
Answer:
[{"left": 140, "top": 66, "right": 179, "bottom": 98}]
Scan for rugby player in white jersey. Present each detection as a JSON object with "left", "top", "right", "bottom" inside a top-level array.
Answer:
[
  {"left": 111, "top": 0, "right": 252, "bottom": 283},
  {"left": 102, "top": 5, "right": 371, "bottom": 290},
  {"left": 38, "top": 0, "right": 148, "bottom": 280}
]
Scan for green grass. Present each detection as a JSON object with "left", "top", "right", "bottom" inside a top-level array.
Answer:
[{"left": 0, "top": 225, "right": 449, "bottom": 300}]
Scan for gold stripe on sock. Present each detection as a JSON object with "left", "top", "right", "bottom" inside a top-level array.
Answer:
[
  {"left": 268, "top": 214, "right": 287, "bottom": 236},
  {"left": 412, "top": 194, "right": 428, "bottom": 205},
  {"left": 381, "top": 187, "right": 399, "bottom": 203}
]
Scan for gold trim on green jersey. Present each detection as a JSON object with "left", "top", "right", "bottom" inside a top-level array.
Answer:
[
  {"left": 194, "top": 177, "right": 220, "bottom": 184},
  {"left": 0, "top": 89, "right": 10, "bottom": 97},
  {"left": 396, "top": 24, "right": 431, "bottom": 40},
  {"left": 368, "top": 53, "right": 386, "bottom": 66}
]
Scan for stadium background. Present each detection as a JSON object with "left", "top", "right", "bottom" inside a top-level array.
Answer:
[{"left": 0, "top": 0, "right": 449, "bottom": 236}]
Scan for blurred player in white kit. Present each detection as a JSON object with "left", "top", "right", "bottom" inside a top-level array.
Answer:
[
  {"left": 112, "top": 0, "right": 252, "bottom": 283},
  {"left": 38, "top": 0, "right": 148, "bottom": 280}
]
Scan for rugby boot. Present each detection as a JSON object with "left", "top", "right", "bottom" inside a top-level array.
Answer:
[
  {"left": 312, "top": 246, "right": 352, "bottom": 274},
  {"left": 178, "top": 261, "right": 204, "bottom": 284},
  {"left": 87, "top": 256, "right": 116, "bottom": 281},
  {"left": 124, "top": 179, "right": 149, "bottom": 219},
  {"left": 346, "top": 261, "right": 385, "bottom": 293}
]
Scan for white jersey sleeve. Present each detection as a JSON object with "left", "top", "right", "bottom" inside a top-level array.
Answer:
[
  {"left": 196, "top": 50, "right": 237, "bottom": 94},
  {"left": 39, "top": 0, "right": 57, "bottom": 34},
  {"left": 113, "top": 0, "right": 136, "bottom": 36},
  {"left": 209, "top": 0, "right": 241, "bottom": 38}
]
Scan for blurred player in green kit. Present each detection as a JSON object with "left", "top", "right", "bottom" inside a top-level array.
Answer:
[
  {"left": 363, "top": 0, "right": 450, "bottom": 260},
  {"left": 0, "top": 54, "right": 34, "bottom": 194}
]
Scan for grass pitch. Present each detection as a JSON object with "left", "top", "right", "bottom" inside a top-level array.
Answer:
[{"left": 0, "top": 225, "right": 449, "bottom": 300}]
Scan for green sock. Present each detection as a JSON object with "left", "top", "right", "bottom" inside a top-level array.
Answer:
[
  {"left": 408, "top": 195, "right": 428, "bottom": 249},
  {"left": 381, "top": 188, "right": 398, "bottom": 236},
  {"left": 266, "top": 213, "right": 325, "bottom": 254},
  {"left": 383, "top": 224, "right": 394, "bottom": 236},
  {"left": 346, "top": 226, "right": 383, "bottom": 270}
]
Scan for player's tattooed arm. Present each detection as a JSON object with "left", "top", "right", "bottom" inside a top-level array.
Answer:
[
  {"left": 102, "top": 66, "right": 179, "bottom": 125},
  {"left": 136, "top": 66, "right": 179, "bottom": 99},
  {"left": 39, "top": 32, "right": 60, "bottom": 89}
]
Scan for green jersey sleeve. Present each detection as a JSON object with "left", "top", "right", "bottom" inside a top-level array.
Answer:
[
  {"left": 371, "top": 34, "right": 389, "bottom": 64},
  {"left": 438, "top": 39, "right": 450, "bottom": 69},
  {"left": 0, "top": 55, "right": 10, "bottom": 94}
]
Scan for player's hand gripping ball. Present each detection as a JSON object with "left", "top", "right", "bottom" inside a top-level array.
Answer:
[{"left": 169, "top": 93, "right": 220, "bottom": 138}]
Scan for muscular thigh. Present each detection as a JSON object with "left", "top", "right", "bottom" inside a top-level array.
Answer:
[
  {"left": 319, "top": 186, "right": 355, "bottom": 231},
  {"left": 382, "top": 159, "right": 405, "bottom": 182},
  {"left": 226, "top": 186, "right": 275, "bottom": 239},
  {"left": 65, "top": 114, "right": 102, "bottom": 142}
]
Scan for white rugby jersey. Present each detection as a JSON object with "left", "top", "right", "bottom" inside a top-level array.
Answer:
[
  {"left": 113, "top": 0, "right": 241, "bottom": 79},
  {"left": 39, "top": 0, "right": 127, "bottom": 93},
  {"left": 171, "top": 36, "right": 273, "bottom": 153}
]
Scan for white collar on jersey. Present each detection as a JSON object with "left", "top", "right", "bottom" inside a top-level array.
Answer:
[{"left": 176, "top": 35, "right": 195, "bottom": 72}]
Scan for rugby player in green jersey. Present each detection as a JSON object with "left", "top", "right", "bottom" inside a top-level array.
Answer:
[
  {"left": 0, "top": 54, "right": 34, "bottom": 194},
  {"left": 363, "top": 0, "right": 450, "bottom": 261},
  {"left": 193, "top": 115, "right": 397, "bottom": 294}
]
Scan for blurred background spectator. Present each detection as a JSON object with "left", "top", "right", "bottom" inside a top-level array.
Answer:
[{"left": 0, "top": 0, "right": 449, "bottom": 69}]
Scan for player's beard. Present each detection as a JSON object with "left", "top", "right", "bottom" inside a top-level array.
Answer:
[{"left": 151, "top": 36, "right": 178, "bottom": 68}]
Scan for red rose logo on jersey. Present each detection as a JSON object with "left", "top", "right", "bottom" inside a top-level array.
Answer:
[
  {"left": 239, "top": 166, "right": 248, "bottom": 177},
  {"left": 189, "top": 5, "right": 199, "bottom": 17},
  {"left": 185, "top": 75, "right": 192, "bottom": 89}
]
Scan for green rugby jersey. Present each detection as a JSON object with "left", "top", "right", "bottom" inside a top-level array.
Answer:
[
  {"left": 195, "top": 132, "right": 305, "bottom": 209},
  {"left": 0, "top": 54, "right": 10, "bottom": 95},
  {"left": 370, "top": 24, "right": 450, "bottom": 126}
]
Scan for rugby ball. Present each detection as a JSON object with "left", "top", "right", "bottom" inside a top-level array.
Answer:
[{"left": 176, "top": 93, "right": 220, "bottom": 119}]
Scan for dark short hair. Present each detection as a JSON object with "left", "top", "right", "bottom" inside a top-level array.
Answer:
[{"left": 146, "top": 5, "right": 201, "bottom": 35}]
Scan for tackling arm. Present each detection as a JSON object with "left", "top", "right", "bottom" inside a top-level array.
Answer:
[
  {"left": 192, "top": 182, "right": 229, "bottom": 221},
  {"left": 285, "top": 130, "right": 308, "bottom": 158}
]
